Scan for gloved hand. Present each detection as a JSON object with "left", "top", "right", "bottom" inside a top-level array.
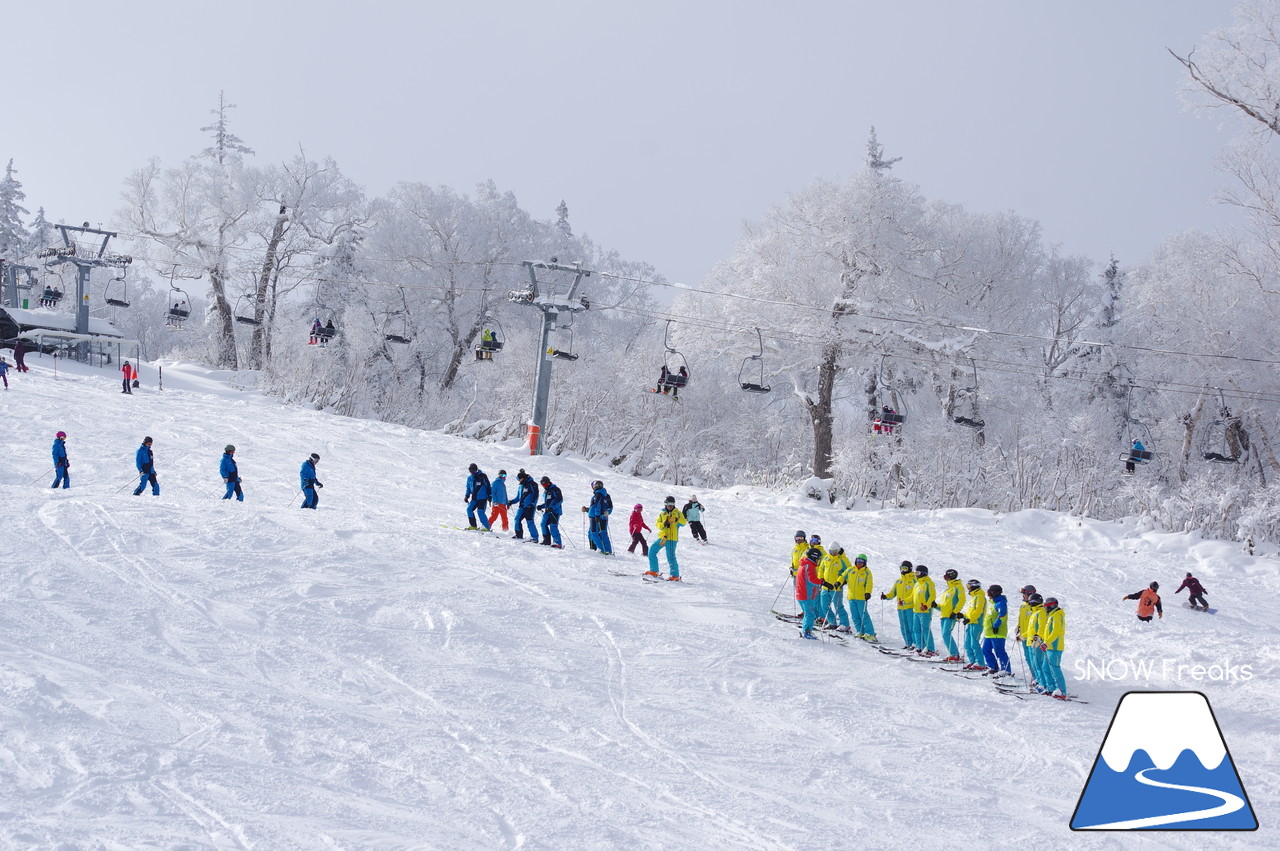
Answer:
[
  {"left": 315, "top": 482, "right": 324, "bottom": 488},
  {"left": 822, "top": 581, "right": 833, "bottom": 590},
  {"left": 864, "top": 593, "right": 872, "bottom": 600}
]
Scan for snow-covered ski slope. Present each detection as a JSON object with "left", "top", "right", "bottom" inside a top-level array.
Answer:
[{"left": 1, "top": 356, "right": 1276, "bottom": 848}]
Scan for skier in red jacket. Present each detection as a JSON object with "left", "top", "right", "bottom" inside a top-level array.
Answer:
[
  {"left": 795, "top": 548, "right": 823, "bottom": 639},
  {"left": 627, "top": 504, "right": 651, "bottom": 555}
]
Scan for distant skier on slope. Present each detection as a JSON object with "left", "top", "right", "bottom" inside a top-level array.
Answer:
[
  {"left": 881, "top": 562, "right": 917, "bottom": 649},
  {"left": 464, "top": 463, "right": 492, "bottom": 530},
  {"left": 300, "top": 453, "right": 323, "bottom": 509},
  {"left": 937, "top": 568, "right": 965, "bottom": 663},
  {"left": 1123, "top": 582, "right": 1163, "bottom": 622},
  {"left": 1176, "top": 572, "right": 1209, "bottom": 610},
  {"left": 844, "top": 553, "right": 876, "bottom": 641},
  {"left": 220, "top": 445, "right": 243, "bottom": 501},
  {"left": 133, "top": 436, "right": 159, "bottom": 496},
  {"left": 583, "top": 480, "right": 614, "bottom": 555},
  {"left": 981, "top": 584, "right": 1012, "bottom": 676},
  {"left": 1024, "top": 593, "right": 1048, "bottom": 686},
  {"left": 912, "top": 565, "right": 937, "bottom": 656},
  {"left": 1037, "top": 597, "right": 1067, "bottom": 698},
  {"left": 627, "top": 504, "right": 651, "bottom": 555},
  {"left": 789, "top": 530, "right": 808, "bottom": 577},
  {"left": 0, "top": 357, "right": 9, "bottom": 390},
  {"left": 51, "top": 431, "right": 70, "bottom": 489},
  {"left": 121, "top": 360, "right": 136, "bottom": 395},
  {"left": 645, "top": 496, "right": 686, "bottom": 580},
  {"left": 795, "top": 546, "right": 823, "bottom": 639},
  {"left": 510, "top": 471, "right": 539, "bottom": 540},
  {"left": 488, "top": 470, "right": 510, "bottom": 532},
  {"left": 683, "top": 496, "right": 707, "bottom": 544},
  {"left": 537, "top": 475, "right": 563, "bottom": 548},
  {"left": 1014, "top": 585, "right": 1038, "bottom": 685},
  {"left": 961, "top": 579, "right": 987, "bottom": 670},
  {"left": 818, "top": 544, "right": 852, "bottom": 632}
]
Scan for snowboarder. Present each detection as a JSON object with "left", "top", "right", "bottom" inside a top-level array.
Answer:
[
  {"left": 537, "top": 475, "right": 563, "bottom": 547},
  {"left": 51, "top": 431, "right": 70, "bottom": 489},
  {"left": 962, "top": 579, "right": 987, "bottom": 670},
  {"left": 0, "top": 358, "right": 8, "bottom": 389},
  {"left": 627, "top": 503, "right": 651, "bottom": 555},
  {"left": 300, "top": 453, "right": 323, "bottom": 509},
  {"left": 844, "top": 553, "right": 876, "bottom": 640},
  {"left": 819, "top": 544, "right": 852, "bottom": 631},
  {"left": 1176, "top": 572, "right": 1209, "bottom": 610},
  {"left": 981, "top": 584, "right": 1012, "bottom": 676},
  {"left": 795, "top": 546, "right": 823, "bottom": 639},
  {"left": 683, "top": 496, "right": 707, "bottom": 544},
  {"left": 583, "top": 480, "right": 613, "bottom": 555},
  {"left": 510, "top": 471, "right": 539, "bottom": 540},
  {"left": 14, "top": 339, "right": 28, "bottom": 372},
  {"left": 488, "top": 470, "right": 510, "bottom": 531},
  {"left": 464, "top": 463, "right": 492, "bottom": 530},
  {"left": 881, "top": 562, "right": 917, "bottom": 649},
  {"left": 912, "top": 564, "right": 937, "bottom": 656},
  {"left": 937, "top": 568, "right": 965, "bottom": 662},
  {"left": 789, "top": 530, "right": 808, "bottom": 576},
  {"left": 121, "top": 360, "right": 135, "bottom": 394},
  {"left": 1123, "top": 582, "right": 1163, "bottom": 622},
  {"left": 220, "top": 445, "right": 243, "bottom": 501},
  {"left": 645, "top": 496, "right": 686, "bottom": 580},
  {"left": 1038, "top": 597, "right": 1067, "bottom": 697},
  {"left": 133, "top": 436, "right": 159, "bottom": 496}
]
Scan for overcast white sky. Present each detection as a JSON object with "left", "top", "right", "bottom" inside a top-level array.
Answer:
[{"left": 6, "top": 1, "right": 1244, "bottom": 283}]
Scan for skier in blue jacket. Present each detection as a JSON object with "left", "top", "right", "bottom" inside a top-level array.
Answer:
[
  {"left": 538, "top": 475, "right": 564, "bottom": 547},
  {"left": 464, "top": 463, "right": 492, "bottom": 530},
  {"left": 133, "top": 436, "right": 159, "bottom": 496},
  {"left": 488, "top": 470, "right": 510, "bottom": 531},
  {"left": 510, "top": 470, "right": 540, "bottom": 540},
  {"left": 220, "top": 445, "right": 243, "bottom": 501},
  {"left": 51, "top": 431, "right": 70, "bottom": 489},
  {"left": 300, "top": 453, "right": 323, "bottom": 509},
  {"left": 583, "top": 480, "right": 614, "bottom": 554}
]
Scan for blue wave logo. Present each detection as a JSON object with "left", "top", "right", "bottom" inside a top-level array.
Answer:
[{"left": 1071, "top": 691, "right": 1257, "bottom": 830}]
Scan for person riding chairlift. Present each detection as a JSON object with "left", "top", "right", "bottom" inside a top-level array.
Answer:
[{"left": 873, "top": 405, "right": 898, "bottom": 434}]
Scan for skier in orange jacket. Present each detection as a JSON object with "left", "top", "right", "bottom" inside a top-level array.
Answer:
[{"left": 1123, "top": 582, "right": 1163, "bottom": 622}]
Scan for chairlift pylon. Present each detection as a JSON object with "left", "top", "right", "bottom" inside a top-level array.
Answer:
[{"left": 738, "top": 328, "right": 771, "bottom": 393}]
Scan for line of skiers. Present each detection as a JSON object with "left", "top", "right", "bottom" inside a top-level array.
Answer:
[
  {"left": 790, "top": 532, "right": 1070, "bottom": 698},
  {"left": 45, "top": 431, "right": 323, "bottom": 507}
]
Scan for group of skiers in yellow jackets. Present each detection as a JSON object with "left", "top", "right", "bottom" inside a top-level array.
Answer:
[{"left": 790, "top": 531, "right": 1070, "bottom": 698}]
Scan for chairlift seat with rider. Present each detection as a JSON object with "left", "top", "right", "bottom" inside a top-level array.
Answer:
[
  {"left": 475, "top": 319, "right": 505, "bottom": 361},
  {"left": 652, "top": 320, "right": 691, "bottom": 393}
]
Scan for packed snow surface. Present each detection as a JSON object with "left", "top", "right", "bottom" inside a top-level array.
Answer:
[{"left": 1, "top": 354, "right": 1276, "bottom": 848}]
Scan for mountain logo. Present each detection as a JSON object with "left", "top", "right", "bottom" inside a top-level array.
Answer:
[{"left": 1071, "top": 690, "right": 1258, "bottom": 831}]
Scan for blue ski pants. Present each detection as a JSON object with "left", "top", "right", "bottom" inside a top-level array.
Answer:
[
  {"left": 540, "top": 511, "right": 561, "bottom": 545},
  {"left": 134, "top": 471, "right": 159, "bottom": 496},
  {"left": 515, "top": 506, "right": 537, "bottom": 539},
  {"left": 799, "top": 588, "right": 820, "bottom": 635},
  {"left": 1030, "top": 645, "right": 1049, "bottom": 689},
  {"left": 223, "top": 481, "right": 243, "bottom": 500},
  {"left": 1042, "top": 649, "right": 1067, "bottom": 695},
  {"left": 52, "top": 467, "right": 69, "bottom": 489},
  {"left": 825, "top": 589, "right": 849, "bottom": 627},
  {"left": 467, "top": 498, "right": 491, "bottom": 529},
  {"left": 588, "top": 517, "right": 613, "bottom": 554},
  {"left": 848, "top": 599, "right": 875, "bottom": 636},
  {"left": 940, "top": 616, "right": 960, "bottom": 657},
  {"left": 913, "top": 610, "right": 935, "bottom": 653},
  {"left": 982, "top": 637, "right": 1010, "bottom": 672},
  {"left": 648, "top": 539, "right": 679, "bottom": 577},
  {"left": 896, "top": 608, "right": 916, "bottom": 646},
  {"left": 964, "top": 623, "right": 984, "bottom": 665},
  {"left": 301, "top": 486, "right": 319, "bottom": 509}
]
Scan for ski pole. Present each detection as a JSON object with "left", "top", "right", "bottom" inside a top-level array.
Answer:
[
  {"left": 115, "top": 475, "right": 140, "bottom": 495},
  {"left": 769, "top": 575, "right": 789, "bottom": 613},
  {"left": 27, "top": 467, "right": 55, "bottom": 486},
  {"left": 286, "top": 489, "right": 303, "bottom": 508}
]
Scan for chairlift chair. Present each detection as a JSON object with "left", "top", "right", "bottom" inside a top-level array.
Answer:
[
  {"left": 233, "top": 294, "right": 261, "bottom": 326},
  {"left": 1119, "top": 385, "right": 1156, "bottom": 472},
  {"left": 104, "top": 273, "right": 130, "bottom": 308},
  {"left": 475, "top": 317, "right": 505, "bottom": 361},
  {"left": 1202, "top": 390, "right": 1240, "bottom": 463},
  {"left": 738, "top": 328, "right": 771, "bottom": 393},
  {"left": 653, "top": 319, "right": 690, "bottom": 394},
  {"left": 952, "top": 357, "right": 984, "bottom": 429},
  {"left": 309, "top": 306, "right": 339, "bottom": 346},
  {"left": 871, "top": 354, "right": 906, "bottom": 433},
  {"left": 384, "top": 288, "right": 413, "bottom": 344},
  {"left": 548, "top": 316, "right": 578, "bottom": 361}
]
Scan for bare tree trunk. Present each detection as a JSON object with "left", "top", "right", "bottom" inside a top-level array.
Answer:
[
  {"left": 805, "top": 342, "right": 840, "bottom": 478},
  {"left": 207, "top": 264, "right": 238, "bottom": 369},
  {"left": 250, "top": 205, "right": 288, "bottom": 369}
]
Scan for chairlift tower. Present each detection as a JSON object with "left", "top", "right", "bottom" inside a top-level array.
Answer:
[
  {"left": 510, "top": 259, "right": 592, "bottom": 454},
  {"left": 2, "top": 260, "right": 39, "bottom": 308},
  {"left": 38, "top": 223, "right": 131, "bottom": 353}
]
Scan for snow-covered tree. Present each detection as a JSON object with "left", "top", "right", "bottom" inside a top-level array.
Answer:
[{"left": 0, "top": 160, "right": 30, "bottom": 261}]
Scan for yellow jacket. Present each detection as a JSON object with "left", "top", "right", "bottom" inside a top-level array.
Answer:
[
  {"left": 845, "top": 566, "right": 874, "bottom": 600},
  {"left": 1041, "top": 608, "right": 1065, "bottom": 651},
  {"left": 964, "top": 588, "right": 987, "bottom": 623},
  {"left": 938, "top": 579, "right": 965, "bottom": 618},
  {"left": 883, "top": 575, "right": 915, "bottom": 610},
  {"left": 790, "top": 542, "right": 809, "bottom": 576},
  {"left": 1017, "top": 601, "right": 1034, "bottom": 640},
  {"left": 820, "top": 552, "right": 851, "bottom": 585},
  {"left": 1024, "top": 607, "right": 1045, "bottom": 646},
  {"left": 912, "top": 575, "right": 936, "bottom": 613},
  {"left": 654, "top": 507, "right": 686, "bottom": 542}
]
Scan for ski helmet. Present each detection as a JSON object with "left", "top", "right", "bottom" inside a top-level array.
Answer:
[
  {"left": 809, "top": 534, "right": 821, "bottom": 545},
  {"left": 805, "top": 547, "right": 823, "bottom": 563},
  {"left": 794, "top": 530, "right": 806, "bottom": 540},
  {"left": 1027, "top": 593, "right": 1043, "bottom": 606},
  {"left": 1044, "top": 597, "right": 1059, "bottom": 609},
  {"left": 855, "top": 554, "right": 867, "bottom": 565},
  {"left": 664, "top": 496, "right": 676, "bottom": 505},
  {"left": 900, "top": 564, "right": 913, "bottom": 575},
  {"left": 498, "top": 470, "right": 507, "bottom": 477},
  {"left": 1150, "top": 581, "right": 1159, "bottom": 591},
  {"left": 900, "top": 560, "right": 913, "bottom": 570},
  {"left": 988, "top": 584, "right": 1003, "bottom": 597},
  {"left": 540, "top": 476, "right": 551, "bottom": 485},
  {"left": 829, "top": 543, "right": 844, "bottom": 555},
  {"left": 634, "top": 503, "right": 643, "bottom": 510},
  {"left": 143, "top": 436, "right": 153, "bottom": 445},
  {"left": 914, "top": 565, "right": 929, "bottom": 576},
  {"left": 310, "top": 453, "right": 320, "bottom": 463},
  {"left": 966, "top": 579, "right": 981, "bottom": 590},
  {"left": 1019, "top": 585, "right": 1036, "bottom": 595},
  {"left": 468, "top": 463, "right": 478, "bottom": 473},
  {"left": 592, "top": 480, "right": 604, "bottom": 490},
  {"left": 943, "top": 568, "right": 958, "bottom": 580},
  {"left": 225, "top": 445, "right": 235, "bottom": 453},
  {"left": 56, "top": 431, "right": 66, "bottom": 439}
]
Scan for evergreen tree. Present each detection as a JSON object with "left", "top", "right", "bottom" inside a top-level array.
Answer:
[
  {"left": 24, "top": 207, "right": 55, "bottom": 257},
  {"left": 1099, "top": 255, "right": 1122, "bottom": 328},
  {"left": 555, "top": 200, "right": 573, "bottom": 237},
  {"left": 0, "top": 160, "right": 30, "bottom": 261},
  {"left": 200, "top": 92, "right": 255, "bottom": 165}
]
